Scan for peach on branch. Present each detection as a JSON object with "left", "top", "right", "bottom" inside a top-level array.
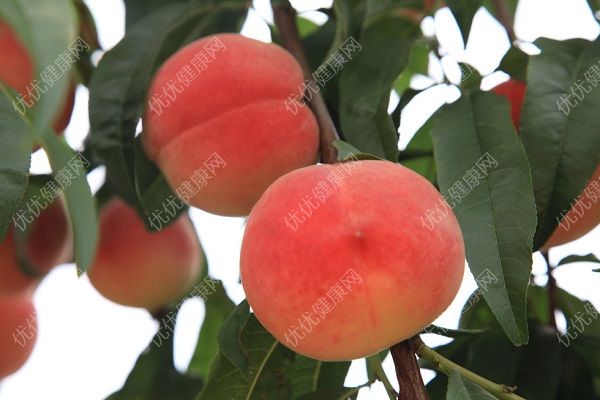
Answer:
[
  {"left": 0, "top": 293, "right": 37, "bottom": 379},
  {"left": 88, "top": 199, "right": 202, "bottom": 311},
  {"left": 240, "top": 160, "right": 465, "bottom": 361},
  {"left": 142, "top": 33, "right": 319, "bottom": 216}
]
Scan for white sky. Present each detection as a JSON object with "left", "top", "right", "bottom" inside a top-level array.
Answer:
[{"left": 1, "top": 0, "right": 599, "bottom": 399}]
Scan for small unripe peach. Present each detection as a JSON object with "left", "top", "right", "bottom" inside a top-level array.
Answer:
[
  {"left": 0, "top": 20, "right": 75, "bottom": 133},
  {"left": 0, "top": 200, "right": 70, "bottom": 296},
  {"left": 143, "top": 33, "right": 319, "bottom": 216},
  {"left": 241, "top": 160, "right": 465, "bottom": 361},
  {"left": 88, "top": 199, "right": 202, "bottom": 311},
  {"left": 0, "top": 293, "right": 37, "bottom": 378},
  {"left": 492, "top": 79, "right": 600, "bottom": 248}
]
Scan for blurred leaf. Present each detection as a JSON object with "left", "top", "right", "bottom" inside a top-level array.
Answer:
[
  {"left": 124, "top": 0, "right": 188, "bottom": 29},
  {"left": 107, "top": 318, "right": 203, "bottom": 400},
  {"left": 394, "top": 39, "right": 432, "bottom": 95},
  {"left": 217, "top": 300, "right": 251, "bottom": 374},
  {"left": 446, "top": 371, "right": 497, "bottom": 399},
  {"left": 498, "top": 46, "right": 528, "bottom": 82},
  {"left": 89, "top": 1, "right": 248, "bottom": 229},
  {"left": 333, "top": 140, "right": 383, "bottom": 161},
  {"left": 188, "top": 279, "right": 235, "bottom": 381},
  {"left": 0, "top": 0, "right": 77, "bottom": 136},
  {"left": 557, "top": 253, "right": 600, "bottom": 267},
  {"left": 197, "top": 314, "right": 293, "bottom": 400},
  {"left": 458, "top": 62, "right": 482, "bottom": 91},
  {"left": 0, "top": 94, "right": 32, "bottom": 239},
  {"left": 399, "top": 119, "right": 436, "bottom": 184},
  {"left": 557, "top": 343, "right": 600, "bottom": 399},
  {"left": 296, "top": 386, "right": 361, "bottom": 400},
  {"left": 520, "top": 37, "right": 600, "bottom": 249},
  {"left": 445, "top": 0, "right": 481, "bottom": 45},
  {"left": 585, "top": 0, "right": 600, "bottom": 18},
  {"left": 421, "top": 324, "right": 486, "bottom": 338},
  {"left": 431, "top": 91, "right": 537, "bottom": 346},
  {"left": 338, "top": 3, "right": 421, "bottom": 160},
  {"left": 555, "top": 288, "right": 600, "bottom": 340}
]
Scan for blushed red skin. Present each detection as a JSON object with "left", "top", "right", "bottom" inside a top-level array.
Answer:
[
  {"left": 0, "top": 21, "right": 75, "bottom": 133},
  {"left": 0, "top": 293, "right": 37, "bottom": 378},
  {"left": 143, "top": 33, "right": 319, "bottom": 216},
  {"left": 88, "top": 199, "right": 202, "bottom": 311},
  {"left": 492, "top": 79, "right": 600, "bottom": 248},
  {"left": 241, "top": 160, "right": 465, "bottom": 361},
  {"left": 0, "top": 200, "right": 70, "bottom": 296}
]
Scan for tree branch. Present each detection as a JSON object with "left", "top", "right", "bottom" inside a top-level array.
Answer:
[
  {"left": 390, "top": 336, "right": 429, "bottom": 400},
  {"left": 542, "top": 250, "right": 558, "bottom": 330},
  {"left": 272, "top": 1, "right": 340, "bottom": 164},
  {"left": 416, "top": 337, "right": 526, "bottom": 400},
  {"left": 491, "top": 0, "right": 516, "bottom": 42}
]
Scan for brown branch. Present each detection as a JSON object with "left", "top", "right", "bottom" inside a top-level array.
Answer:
[
  {"left": 491, "top": 0, "right": 516, "bottom": 42},
  {"left": 390, "top": 336, "right": 429, "bottom": 400},
  {"left": 542, "top": 250, "right": 558, "bottom": 330},
  {"left": 272, "top": 1, "right": 340, "bottom": 164}
]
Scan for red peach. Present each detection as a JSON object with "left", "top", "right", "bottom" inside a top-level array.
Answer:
[
  {"left": 88, "top": 199, "right": 202, "bottom": 311},
  {"left": 0, "top": 20, "right": 75, "bottom": 133},
  {"left": 492, "top": 79, "right": 600, "bottom": 248},
  {"left": 241, "top": 160, "right": 465, "bottom": 361},
  {"left": 142, "top": 33, "right": 319, "bottom": 216},
  {"left": 0, "top": 200, "right": 70, "bottom": 296},
  {"left": 0, "top": 293, "right": 37, "bottom": 378}
]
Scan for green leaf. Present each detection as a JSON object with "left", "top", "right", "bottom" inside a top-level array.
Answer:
[
  {"left": 431, "top": 91, "right": 537, "bottom": 346},
  {"left": 337, "top": 5, "right": 421, "bottom": 160},
  {"left": 394, "top": 39, "right": 432, "bottom": 95},
  {"left": 520, "top": 37, "right": 600, "bottom": 249},
  {"left": 585, "top": 0, "right": 600, "bottom": 18},
  {"left": 0, "top": 94, "right": 32, "bottom": 239},
  {"left": 285, "top": 356, "right": 351, "bottom": 399},
  {"left": 197, "top": 314, "right": 293, "bottom": 400},
  {"left": 446, "top": 371, "right": 497, "bottom": 399},
  {"left": 445, "top": 0, "right": 481, "bottom": 45},
  {"left": 333, "top": 140, "right": 383, "bottom": 161},
  {"left": 218, "top": 300, "right": 251, "bottom": 374},
  {"left": 420, "top": 325, "right": 486, "bottom": 338},
  {"left": 557, "top": 253, "right": 600, "bottom": 267},
  {"left": 296, "top": 386, "right": 361, "bottom": 400},
  {"left": 43, "top": 134, "right": 98, "bottom": 272},
  {"left": 498, "top": 46, "right": 529, "bottom": 83},
  {"left": 188, "top": 280, "right": 236, "bottom": 381},
  {"left": 399, "top": 118, "right": 436, "bottom": 184},
  {"left": 107, "top": 318, "right": 203, "bottom": 400},
  {"left": 0, "top": 0, "right": 78, "bottom": 136},
  {"left": 555, "top": 288, "right": 600, "bottom": 340},
  {"left": 123, "top": 0, "right": 188, "bottom": 29},
  {"left": 89, "top": 1, "right": 248, "bottom": 228}
]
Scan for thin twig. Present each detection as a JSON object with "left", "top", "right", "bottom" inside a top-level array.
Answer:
[
  {"left": 542, "top": 250, "right": 558, "bottom": 330},
  {"left": 390, "top": 336, "right": 429, "bottom": 400},
  {"left": 272, "top": 1, "right": 340, "bottom": 164}
]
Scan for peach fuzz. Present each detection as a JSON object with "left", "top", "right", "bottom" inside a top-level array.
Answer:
[
  {"left": 88, "top": 199, "right": 202, "bottom": 311},
  {"left": 240, "top": 160, "right": 465, "bottom": 361},
  {"left": 492, "top": 79, "right": 600, "bottom": 248},
  {"left": 0, "top": 20, "right": 75, "bottom": 133},
  {"left": 0, "top": 200, "right": 70, "bottom": 296},
  {"left": 0, "top": 293, "right": 37, "bottom": 379},
  {"left": 142, "top": 33, "right": 319, "bottom": 216}
]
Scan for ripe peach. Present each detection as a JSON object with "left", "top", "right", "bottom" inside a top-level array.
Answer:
[
  {"left": 88, "top": 199, "right": 202, "bottom": 311},
  {"left": 0, "top": 20, "right": 75, "bottom": 133},
  {"left": 240, "top": 160, "right": 465, "bottom": 361},
  {"left": 492, "top": 79, "right": 600, "bottom": 248},
  {"left": 142, "top": 33, "right": 319, "bottom": 216},
  {"left": 0, "top": 293, "right": 37, "bottom": 378},
  {"left": 0, "top": 200, "right": 70, "bottom": 296}
]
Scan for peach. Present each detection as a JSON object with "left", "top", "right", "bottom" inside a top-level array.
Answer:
[
  {"left": 0, "top": 293, "right": 37, "bottom": 379},
  {"left": 240, "top": 160, "right": 465, "bottom": 361},
  {"left": 492, "top": 79, "right": 600, "bottom": 248},
  {"left": 142, "top": 33, "right": 319, "bottom": 216},
  {"left": 0, "top": 199, "right": 70, "bottom": 296},
  {"left": 88, "top": 199, "right": 202, "bottom": 311},
  {"left": 0, "top": 20, "right": 75, "bottom": 133}
]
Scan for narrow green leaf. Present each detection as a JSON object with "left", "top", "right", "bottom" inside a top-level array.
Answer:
[
  {"left": 0, "top": 94, "right": 31, "bottom": 238},
  {"left": 188, "top": 280, "right": 236, "bottom": 381},
  {"left": 520, "top": 37, "right": 600, "bottom": 249},
  {"left": 557, "top": 253, "right": 600, "bottom": 267},
  {"left": 333, "top": 140, "right": 383, "bottom": 161},
  {"left": 218, "top": 300, "right": 251, "bottom": 374},
  {"left": 0, "top": 0, "right": 77, "bottom": 136},
  {"left": 338, "top": 7, "right": 420, "bottom": 160},
  {"left": 431, "top": 91, "right": 537, "bottom": 345},
  {"left": 446, "top": 371, "right": 497, "bottom": 400},
  {"left": 498, "top": 46, "right": 529, "bottom": 82}
]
